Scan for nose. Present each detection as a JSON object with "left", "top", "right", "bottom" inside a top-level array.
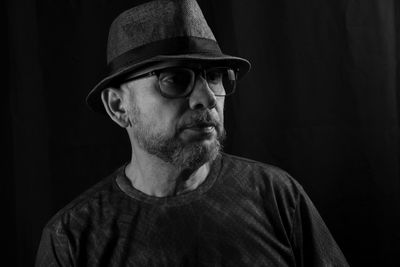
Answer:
[{"left": 188, "top": 75, "right": 217, "bottom": 110}]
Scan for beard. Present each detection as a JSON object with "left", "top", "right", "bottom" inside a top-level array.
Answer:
[{"left": 129, "top": 104, "right": 225, "bottom": 171}]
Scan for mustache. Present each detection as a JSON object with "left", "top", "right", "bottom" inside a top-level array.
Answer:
[{"left": 179, "top": 111, "right": 220, "bottom": 130}]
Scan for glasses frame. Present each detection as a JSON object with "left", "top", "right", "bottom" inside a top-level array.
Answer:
[{"left": 121, "top": 64, "right": 239, "bottom": 99}]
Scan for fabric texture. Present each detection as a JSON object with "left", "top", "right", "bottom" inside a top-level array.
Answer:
[
  {"left": 107, "top": 0, "right": 216, "bottom": 62},
  {"left": 35, "top": 153, "right": 348, "bottom": 266}
]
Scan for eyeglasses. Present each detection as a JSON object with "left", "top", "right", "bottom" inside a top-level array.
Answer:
[{"left": 122, "top": 66, "right": 238, "bottom": 98}]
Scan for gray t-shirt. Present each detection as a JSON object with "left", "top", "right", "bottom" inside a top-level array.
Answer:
[{"left": 36, "top": 153, "right": 349, "bottom": 266}]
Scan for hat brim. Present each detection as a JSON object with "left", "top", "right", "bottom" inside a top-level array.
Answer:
[{"left": 86, "top": 53, "right": 251, "bottom": 114}]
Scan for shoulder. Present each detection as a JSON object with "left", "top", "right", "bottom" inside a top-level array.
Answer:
[
  {"left": 43, "top": 165, "right": 126, "bottom": 235},
  {"left": 218, "top": 153, "right": 310, "bottom": 241},
  {"left": 220, "top": 153, "right": 305, "bottom": 197},
  {"left": 218, "top": 153, "right": 310, "bottom": 222}
]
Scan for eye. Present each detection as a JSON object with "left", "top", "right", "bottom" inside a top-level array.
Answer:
[
  {"left": 159, "top": 69, "right": 192, "bottom": 86},
  {"left": 206, "top": 69, "right": 224, "bottom": 85},
  {"left": 158, "top": 68, "right": 193, "bottom": 96}
]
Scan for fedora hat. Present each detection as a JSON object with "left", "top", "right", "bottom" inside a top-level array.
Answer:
[{"left": 86, "top": 0, "right": 251, "bottom": 113}]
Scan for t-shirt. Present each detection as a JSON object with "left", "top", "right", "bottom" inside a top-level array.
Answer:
[{"left": 36, "top": 153, "right": 349, "bottom": 266}]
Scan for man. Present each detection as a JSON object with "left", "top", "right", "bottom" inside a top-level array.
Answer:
[{"left": 36, "top": 0, "right": 349, "bottom": 266}]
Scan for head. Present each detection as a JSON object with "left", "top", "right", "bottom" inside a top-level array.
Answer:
[
  {"left": 101, "top": 62, "right": 227, "bottom": 170},
  {"left": 86, "top": 0, "right": 250, "bottom": 170}
]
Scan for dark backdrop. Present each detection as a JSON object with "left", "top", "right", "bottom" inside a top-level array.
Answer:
[{"left": 4, "top": 0, "right": 400, "bottom": 266}]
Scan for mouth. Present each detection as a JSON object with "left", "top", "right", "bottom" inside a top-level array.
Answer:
[
  {"left": 180, "top": 123, "right": 217, "bottom": 139},
  {"left": 187, "top": 125, "right": 215, "bottom": 133},
  {"left": 184, "top": 122, "right": 216, "bottom": 130}
]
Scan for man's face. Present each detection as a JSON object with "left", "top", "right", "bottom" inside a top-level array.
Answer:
[{"left": 121, "top": 66, "right": 226, "bottom": 170}]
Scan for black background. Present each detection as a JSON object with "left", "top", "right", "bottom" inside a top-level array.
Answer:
[{"left": 3, "top": 0, "right": 400, "bottom": 266}]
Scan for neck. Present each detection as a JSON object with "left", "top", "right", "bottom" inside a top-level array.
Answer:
[{"left": 124, "top": 145, "right": 211, "bottom": 197}]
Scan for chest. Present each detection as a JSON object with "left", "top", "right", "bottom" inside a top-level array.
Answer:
[{"left": 75, "top": 197, "right": 295, "bottom": 266}]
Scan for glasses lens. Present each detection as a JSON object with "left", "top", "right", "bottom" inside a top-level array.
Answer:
[
  {"left": 158, "top": 68, "right": 194, "bottom": 97},
  {"left": 206, "top": 68, "right": 237, "bottom": 96}
]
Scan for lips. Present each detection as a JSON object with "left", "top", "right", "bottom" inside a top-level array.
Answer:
[
  {"left": 180, "top": 122, "right": 217, "bottom": 140},
  {"left": 182, "top": 122, "right": 216, "bottom": 131},
  {"left": 188, "top": 126, "right": 215, "bottom": 134}
]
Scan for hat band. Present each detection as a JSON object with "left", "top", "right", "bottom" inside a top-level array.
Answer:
[{"left": 107, "top": 36, "right": 223, "bottom": 74}]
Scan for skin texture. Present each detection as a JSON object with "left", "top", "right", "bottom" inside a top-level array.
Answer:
[{"left": 101, "top": 66, "right": 226, "bottom": 197}]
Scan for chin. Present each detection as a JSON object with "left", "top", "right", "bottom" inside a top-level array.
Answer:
[{"left": 177, "top": 138, "right": 222, "bottom": 170}]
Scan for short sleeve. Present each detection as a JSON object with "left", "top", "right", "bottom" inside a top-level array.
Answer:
[
  {"left": 290, "top": 188, "right": 349, "bottom": 267},
  {"left": 35, "top": 225, "right": 74, "bottom": 267}
]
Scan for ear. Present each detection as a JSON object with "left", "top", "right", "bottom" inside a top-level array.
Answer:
[{"left": 101, "top": 88, "right": 130, "bottom": 128}]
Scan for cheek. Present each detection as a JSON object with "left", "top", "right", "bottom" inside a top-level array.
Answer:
[
  {"left": 216, "top": 99, "right": 225, "bottom": 124},
  {"left": 126, "top": 86, "right": 180, "bottom": 132},
  {"left": 142, "top": 99, "right": 184, "bottom": 133}
]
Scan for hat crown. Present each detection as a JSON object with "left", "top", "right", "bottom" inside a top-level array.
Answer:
[{"left": 107, "top": 0, "right": 216, "bottom": 64}]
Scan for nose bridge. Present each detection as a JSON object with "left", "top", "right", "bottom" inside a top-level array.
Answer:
[{"left": 188, "top": 72, "right": 217, "bottom": 110}]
